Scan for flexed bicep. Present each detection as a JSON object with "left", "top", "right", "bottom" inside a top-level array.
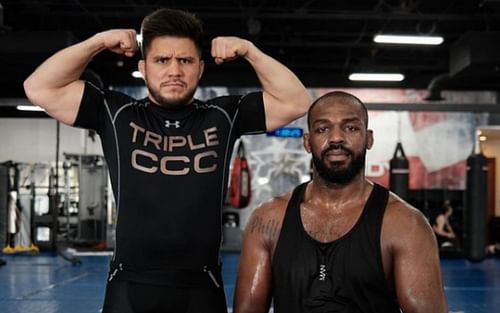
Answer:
[{"left": 24, "top": 29, "right": 138, "bottom": 125}]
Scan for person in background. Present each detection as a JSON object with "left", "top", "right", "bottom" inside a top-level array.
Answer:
[
  {"left": 23, "top": 7, "right": 311, "bottom": 313},
  {"left": 233, "top": 91, "right": 447, "bottom": 313},
  {"left": 486, "top": 242, "right": 500, "bottom": 256},
  {"left": 433, "top": 200, "right": 460, "bottom": 249}
]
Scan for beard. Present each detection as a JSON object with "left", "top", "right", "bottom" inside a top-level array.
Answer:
[
  {"left": 146, "top": 82, "right": 197, "bottom": 108},
  {"left": 312, "top": 143, "right": 366, "bottom": 185}
]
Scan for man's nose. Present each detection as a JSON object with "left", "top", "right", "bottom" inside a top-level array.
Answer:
[
  {"left": 167, "top": 60, "right": 182, "bottom": 76},
  {"left": 328, "top": 127, "right": 345, "bottom": 144}
]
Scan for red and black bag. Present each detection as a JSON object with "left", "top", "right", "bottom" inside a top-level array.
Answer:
[{"left": 229, "top": 140, "right": 251, "bottom": 208}]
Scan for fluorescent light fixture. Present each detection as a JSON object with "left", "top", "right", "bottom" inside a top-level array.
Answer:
[
  {"left": 349, "top": 73, "right": 405, "bottom": 81},
  {"left": 479, "top": 135, "right": 487, "bottom": 142},
  {"left": 132, "top": 70, "right": 143, "bottom": 78},
  {"left": 374, "top": 34, "right": 444, "bottom": 45},
  {"left": 16, "top": 105, "right": 45, "bottom": 112}
]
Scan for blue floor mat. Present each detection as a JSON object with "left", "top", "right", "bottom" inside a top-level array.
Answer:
[{"left": 1, "top": 252, "right": 499, "bottom": 313}]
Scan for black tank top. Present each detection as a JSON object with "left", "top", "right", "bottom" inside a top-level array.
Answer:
[{"left": 271, "top": 183, "right": 401, "bottom": 313}]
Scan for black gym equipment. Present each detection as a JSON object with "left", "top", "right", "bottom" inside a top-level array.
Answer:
[
  {"left": 389, "top": 142, "right": 409, "bottom": 200},
  {"left": 54, "top": 122, "right": 81, "bottom": 266},
  {"left": 463, "top": 153, "right": 488, "bottom": 262},
  {"left": 32, "top": 166, "right": 58, "bottom": 251},
  {"left": 2, "top": 161, "right": 39, "bottom": 254},
  {"left": 0, "top": 164, "right": 7, "bottom": 249}
]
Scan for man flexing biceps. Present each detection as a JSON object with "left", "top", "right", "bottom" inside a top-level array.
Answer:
[{"left": 24, "top": 7, "right": 311, "bottom": 313}]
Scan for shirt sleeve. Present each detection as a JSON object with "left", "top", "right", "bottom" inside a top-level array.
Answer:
[
  {"left": 237, "top": 91, "right": 267, "bottom": 135},
  {"left": 73, "top": 82, "right": 106, "bottom": 132}
]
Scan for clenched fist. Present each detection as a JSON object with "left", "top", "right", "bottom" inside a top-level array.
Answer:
[
  {"left": 95, "top": 29, "right": 139, "bottom": 57},
  {"left": 211, "top": 36, "right": 254, "bottom": 64}
]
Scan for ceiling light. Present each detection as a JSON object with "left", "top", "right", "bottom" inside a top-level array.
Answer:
[
  {"left": 132, "top": 71, "right": 143, "bottom": 78},
  {"left": 374, "top": 34, "right": 444, "bottom": 45},
  {"left": 349, "top": 73, "right": 405, "bottom": 81},
  {"left": 16, "top": 105, "right": 45, "bottom": 112},
  {"left": 479, "top": 135, "right": 487, "bottom": 142}
]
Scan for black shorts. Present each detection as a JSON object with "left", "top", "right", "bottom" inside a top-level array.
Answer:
[{"left": 101, "top": 275, "right": 228, "bottom": 313}]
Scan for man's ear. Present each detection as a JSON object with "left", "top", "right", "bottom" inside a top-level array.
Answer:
[
  {"left": 303, "top": 133, "right": 312, "bottom": 153},
  {"left": 138, "top": 60, "right": 146, "bottom": 81},
  {"left": 366, "top": 129, "right": 374, "bottom": 150}
]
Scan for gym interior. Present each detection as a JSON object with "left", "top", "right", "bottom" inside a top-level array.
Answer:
[{"left": 1, "top": 1, "right": 500, "bottom": 313}]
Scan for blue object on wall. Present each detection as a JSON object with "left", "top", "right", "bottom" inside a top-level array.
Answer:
[{"left": 267, "top": 127, "right": 303, "bottom": 138}]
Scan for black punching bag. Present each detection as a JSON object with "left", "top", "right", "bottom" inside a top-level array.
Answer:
[
  {"left": 389, "top": 142, "right": 409, "bottom": 200},
  {"left": 464, "top": 153, "right": 488, "bottom": 262}
]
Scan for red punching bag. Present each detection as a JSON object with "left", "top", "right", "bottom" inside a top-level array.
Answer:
[{"left": 229, "top": 140, "right": 251, "bottom": 208}]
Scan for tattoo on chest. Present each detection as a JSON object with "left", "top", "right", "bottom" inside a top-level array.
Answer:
[{"left": 249, "top": 216, "right": 280, "bottom": 240}]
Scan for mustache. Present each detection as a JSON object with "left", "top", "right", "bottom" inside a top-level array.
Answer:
[
  {"left": 321, "top": 143, "right": 352, "bottom": 159},
  {"left": 160, "top": 80, "right": 185, "bottom": 87}
]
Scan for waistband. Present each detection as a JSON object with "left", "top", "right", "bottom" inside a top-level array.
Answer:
[{"left": 107, "top": 260, "right": 223, "bottom": 288}]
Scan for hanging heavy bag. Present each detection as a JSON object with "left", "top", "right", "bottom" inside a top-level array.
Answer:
[
  {"left": 464, "top": 153, "right": 488, "bottom": 262},
  {"left": 229, "top": 140, "right": 251, "bottom": 208},
  {"left": 389, "top": 142, "right": 409, "bottom": 200}
]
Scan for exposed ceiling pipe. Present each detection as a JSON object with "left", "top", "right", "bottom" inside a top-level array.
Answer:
[
  {"left": 0, "top": 2, "right": 4, "bottom": 28},
  {"left": 34, "top": 9, "right": 500, "bottom": 22},
  {"left": 0, "top": 1, "right": 11, "bottom": 33},
  {"left": 424, "top": 73, "right": 450, "bottom": 101}
]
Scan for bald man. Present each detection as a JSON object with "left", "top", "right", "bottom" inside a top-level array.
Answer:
[{"left": 234, "top": 91, "right": 448, "bottom": 313}]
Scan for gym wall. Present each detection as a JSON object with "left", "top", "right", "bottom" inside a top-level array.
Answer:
[
  {"left": 0, "top": 87, "right": 497, "bottom": 233},
  {"left": 0, "top": 119, "right": 102, "bottom": 162}
]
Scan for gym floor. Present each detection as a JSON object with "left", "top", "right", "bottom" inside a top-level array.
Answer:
[{"left": 0, "top": 252, "right": 499, "bottom": 313}]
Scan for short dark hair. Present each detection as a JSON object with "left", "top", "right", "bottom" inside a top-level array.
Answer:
[
  {"left": 307, "top": 91, "right": 368, "bottom": 130},
  {"left": 140, "top": 8, "right": 203, "bottom": 58}
]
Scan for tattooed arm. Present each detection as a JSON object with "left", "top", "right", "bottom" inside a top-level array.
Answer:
[{"left": 233, "top": 195, "right": 289, "bottom": 313}]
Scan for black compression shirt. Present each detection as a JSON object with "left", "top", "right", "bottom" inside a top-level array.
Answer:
[
  {"left": 74, "top": 82, "right": 266, "bottom": 283},
  {"left": 272, "top": 183, "right": 401, "bottom": 313}
]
